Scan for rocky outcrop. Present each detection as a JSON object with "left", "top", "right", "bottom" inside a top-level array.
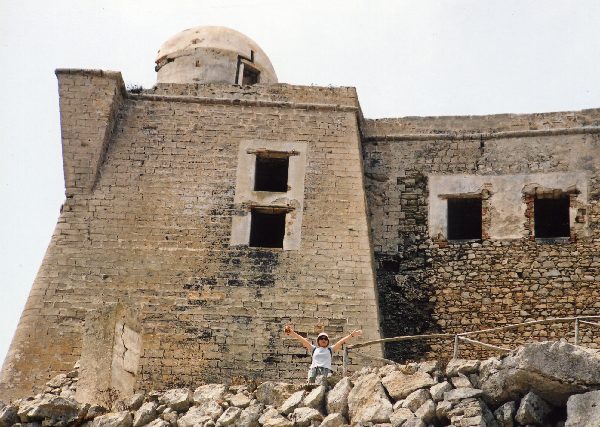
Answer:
[{"left": 2, "top": 340, "right": 600, "bottom": 426}]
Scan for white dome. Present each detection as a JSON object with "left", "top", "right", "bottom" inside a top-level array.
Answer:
[{"left": 155, "top": 26, "right": 277, "bottom": 85}]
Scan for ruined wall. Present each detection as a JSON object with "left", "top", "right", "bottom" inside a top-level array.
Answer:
[
  {"left": 362, "top": 112, "right": 600, "bottom": 360},
  {"left": 0, "top": 73, "right": 382, "bottom": 400}
]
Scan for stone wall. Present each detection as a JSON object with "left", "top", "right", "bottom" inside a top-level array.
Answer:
[
  {"left": 362, "top": 113, "right": 600, "bottom": 361},
  {"left": 0, "top": 72, "right": 382, "bottom": 401}
]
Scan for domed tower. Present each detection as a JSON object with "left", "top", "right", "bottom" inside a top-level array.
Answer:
[{"left": 155, "top": 26, "right": 277, "bottom": 85}]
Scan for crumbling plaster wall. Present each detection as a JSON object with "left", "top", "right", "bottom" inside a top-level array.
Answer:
[{"left": 362, "top": 112, "right": 600, "bottom": 361}]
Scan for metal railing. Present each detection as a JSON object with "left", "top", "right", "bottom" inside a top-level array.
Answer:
[{"left": 342, "top": 315, "right": 600, "bottom": 376}]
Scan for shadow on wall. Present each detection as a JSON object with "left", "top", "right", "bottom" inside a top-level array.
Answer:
[{"left": 376, "top": 253, "right": 438, "bottom": 361}]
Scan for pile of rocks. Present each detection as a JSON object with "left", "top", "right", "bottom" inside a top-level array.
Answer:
[{"left": 2, "top": 340, "right": 600, "bottom": 426}]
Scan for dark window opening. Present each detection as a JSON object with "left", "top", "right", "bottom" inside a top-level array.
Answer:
[
  {"left": 249, "top": 209, "right": 286, "bottom": 248},
  {"left": 254, "top": 156, "right": 289, "bottom": 192},
  {"left": 242, "top": 65, "right": 260, "bottom": 85},
  {"left": 534, "top": 196, "right": 570, "bottom": 238},
  {"left": 447, "top": 198, "right": 482, "bottom": 240}
]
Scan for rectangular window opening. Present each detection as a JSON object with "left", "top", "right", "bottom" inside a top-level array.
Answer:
[
  {"left": 534, "top": 195, "right": 570, "bottom": 238},
  {"left": 249, "top": 209, "right": 286, "bottom": 248},
  {"left": 254, "top": 155, "right": 289, "bottom": 192},
  {"left": 242, "top": 65, "right": 260, "bottom": 86},
  {"left": 447, "top": 198, "right": 482, "bottom": 240}
]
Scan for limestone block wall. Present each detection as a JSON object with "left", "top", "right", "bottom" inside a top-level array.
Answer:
[
  {"left": 0, "top": 74, "right": 382, "bottom": 400},
  {"left": 362, "top": 111, "right": 600, "bottom": 361}
]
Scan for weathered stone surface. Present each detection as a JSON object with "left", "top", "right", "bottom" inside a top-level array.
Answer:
[
  {"left": 177, "top": 406, "right": 213, "bottom": 427},
  {"left": 0, "top": 404, "right": 18, "bottom": 427},
  {"left": 414, "top": 399, "right": 435, "bottom": 424},
  {"left": 194, "top": 384, "right": 227, "bottom": 405},
  {"left": 161, "top": 410, "right": 178, "bottom": 425},
  {"left": 403, "top": 418, "right": 425, "bottom": 427},
  {"left": 258, "top": 407, "right": 293, "bottom": 427},
  {"left": 278, "top": 390, "right": 305, "bottom": 415},
  {"left": 194, "top": 399, "right": 224, "bottom": 421},
  {"left": 566, "top": 390, "right": 600, "bottom": 427},
  {"left": 347, "top": 373, "right": 393, "bottom": 424},
  {"left": 235, "top": 403, "right": 263, "bottom": 427},
  {"left": 450, "top": 374, "right": 472, "bottom": 388},
  {"left": 435, "top": 400, "right": 453, "bottom": 420},
  {"left": 228, "top": 393, "right": 251, "bottom": 409},
  {"left": 160, "top": 388, "right": 192, "bottom": 412},
  {"left": 448, "top": 398, "right": 496, "bottom": 427},
  {"left": 255, "top": 382, "right": 296, "bottom": 407},
  {"left": 480, "top": 341, "right": 600, "bottom": 405},
  {"left": 17, "top": 394, "right": 81, "bottom": 423},
  {"left": 326, "top": 377, "right": 352, "bottom": 418},
  {"left": 132, "top": 401, "right": 158, "bottom": 427},
  {"left": 390, "top": 407, "right": 415, "bottom": 427},
  {"left": 292, "top": 407, "right": 323, "bottom": 427},
  {"left": 443, "top": 388, "right": 483, "bottom": 403},
  {"left": 515, "top": 391, "right": 552, "bottom": 425},
  {"left": 320, "top": 412, "right": 346, "bottom": 427},
  {"left": 128, "top": 392, "right": 145, "bottom": 411},
  {"left": 401, "top": 389, "right": 430, "bottom": 412},
  {"left": 303, "top": 385, "right": 326, "bottom": 410},
  {"left": 382, "top": 371, "right": 436, "bottom": 400},
  {"left": 493, "top": 401, "right": 516, "bottom": 427},
  {"left": 445, "top": 359, "right": 480, "bottom": 377},
  {"left": 145, "top": 419, "right": 170, "bottom": 427},
  {"left": 217, "top": 406, "right": 242, "bottom": 426},
  {"left": 430, "top": 381, "right": 453, "bottom": 402},
  {"left": 91, "top": 411, "right": 133, "bottom": 427}
]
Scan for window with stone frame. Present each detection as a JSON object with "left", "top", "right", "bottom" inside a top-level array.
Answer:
[
  {"left": 242, "top": 64, "right": 260, "bottom": 85},
  {"left": 447, "top": 197, "right": 482, "bottom": 240},
  {"left": 534, "top": 194, "right": 570, "bottom": 238}
]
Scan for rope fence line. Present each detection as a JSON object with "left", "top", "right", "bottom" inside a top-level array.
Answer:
[{"left": 342, "top": 315, "right": 600, "bottom": 376}]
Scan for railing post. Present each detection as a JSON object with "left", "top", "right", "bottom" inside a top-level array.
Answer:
[
  {"left": 343, "top": 346, "right": 348, "bottom": 377},
  {"left": 453, "top": 335, "right": 459, "bottom": 359},
  {"left": 575, "top": 318, "right": 580, "bottom": 345}
]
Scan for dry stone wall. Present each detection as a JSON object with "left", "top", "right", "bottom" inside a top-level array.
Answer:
[
  {"left": 0, "top": 73, "right": 382, "bottom": 401},
  {"left": 362, "top": 113, "right": 600, "bottom": 361}
]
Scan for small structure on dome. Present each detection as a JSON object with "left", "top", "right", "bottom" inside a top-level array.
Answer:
[{"left": 155, "top": 26, "right": 278, "bottom": 85}]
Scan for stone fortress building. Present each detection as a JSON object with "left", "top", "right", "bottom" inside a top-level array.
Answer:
[{"left": 1, "top": 26, "right": 599, "bottom": 402}]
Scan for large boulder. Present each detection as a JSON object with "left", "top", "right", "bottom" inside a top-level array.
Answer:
[
  {"left": 177, "top": 406, "right": 213, "bottom": 427},
  {"left": 217, "top": 406, "right": 242, "bottom": 426},
  {"left": 292, "top": 407, "right": 323, "bottom": 427},
  {"left": 390, "top": 408, "right": 415, "bottom": 427},
  {"left": 566, "top": 390, "right": 600, "bottom": 427},
  {"left": 326, "top": 377, "right": 352, "bottom": 417},
  {"left": 445, "top": 359, "right": 480, "bottom": 377},
  {"left": 382, "top": 371, "right": 436, "bottom": 400},
  {"left": 303, "top": 385, "right": 326, "bottom": 411},
  {"left": 193, "top": 384, "right": 227, "bottom": 405},
  {"left": 493, "top": 401, "right": 516, "bottom": 427},
  {"left": 132, "top": 401, "right": 158, "bottom": 427},
  {"left": 160, "top": 388, "right": 192, "bottom": 412},
  {"left": 255, "top": 382, "right": 296, "bottom": 407},
  {"left": 443, "top": 387, "right": 483, "bottom": 403},
  {"left": 193, "top": 399, "right": 224, "bottom": 421},
  {"left": 91, "top": 411, "right": 133, "bottom": 427},
  {"left": 401, "top": 389, "right": 430, "bottom": 412},
  {"left": 258, "top": 407, "right": 293, "bottom": 427},
  {"left": 228, "top": 392, "right": 251, "bottom": 409},
  {"left": 235, "top": 403, "right": 263, "bottom": 427},
  {"left": 480, "top": 340, "right": 600, "bottom": 405},
  {"left": 17, "top": 394, "right": 81, "bottom": 423},
  {"left": 320, "top": 413, "right": 346, "bottom": 427},
  {"left": 347, "top": 373, "right": 393, "bottom": 424},
  {"left": 279, "top": 390, "right": 305, "bottom": 415},
  {"left": 448, "top": 398, "right": 496, "bottom": 427},
  {"left": 429, "top": 381, "right": 453, "bottom": 402},
  {"left": 515, "top": 391, "right": 552, "bottom": 425}
]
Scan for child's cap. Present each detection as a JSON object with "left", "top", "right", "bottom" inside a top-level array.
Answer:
[{"left": 317, "top": 332, "right": 329, "bottom": 340}]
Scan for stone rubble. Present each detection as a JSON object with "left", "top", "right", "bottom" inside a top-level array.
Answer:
[{"left": 3, "top": 340, "right": 600, "bottom": 426}]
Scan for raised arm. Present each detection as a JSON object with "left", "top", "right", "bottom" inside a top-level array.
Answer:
[
  {"left": 284, "top": 324, "right": 313, "bottom": 352},
  {"left": 332, "top": 329, "right": 362, "bottom": 352}
]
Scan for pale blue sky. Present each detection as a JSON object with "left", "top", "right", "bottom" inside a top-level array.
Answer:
[{"left": 1, "top": 0, "right": 600, "bottom": 367}]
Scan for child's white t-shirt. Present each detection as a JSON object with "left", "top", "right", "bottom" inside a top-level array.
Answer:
[{"left": 310, "top": 345, "right": 332, "bottom": 369}]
